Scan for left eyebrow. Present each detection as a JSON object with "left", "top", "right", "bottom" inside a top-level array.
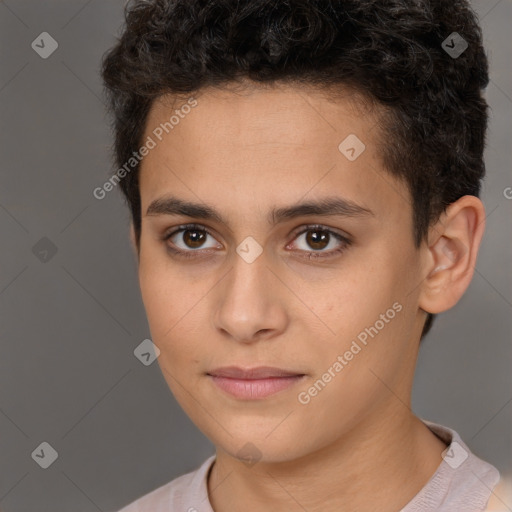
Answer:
[
  {"left": 145, "top": 195, "right": 374, "bottom": 225},
  {"left": 270, "top": 196, "right": 374, "bottom": 224}
]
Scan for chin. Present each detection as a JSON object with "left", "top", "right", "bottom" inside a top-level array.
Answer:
[{"left": 206, "top": 420, "right": 309, "bottom": 464}]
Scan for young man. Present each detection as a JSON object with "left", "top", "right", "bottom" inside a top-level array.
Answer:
[{"left": 101, "top": 0, "right": 501, "bottom": 510}]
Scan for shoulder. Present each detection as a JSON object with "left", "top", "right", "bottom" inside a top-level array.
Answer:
[
  {"left": 485, "top": 478, "right": 511, "bottom": 511},
  {"left": 117, "top": 455, "right": 216, "bottom": 512},
  {"left": 403, "top": 420, "right": 501, "bottom": 512}
]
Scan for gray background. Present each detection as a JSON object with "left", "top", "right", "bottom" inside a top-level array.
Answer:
[{"left": 0, "top": 1, "right": 510, "bottom": 511}]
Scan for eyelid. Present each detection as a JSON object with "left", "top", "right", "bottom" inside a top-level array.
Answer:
[
  {"left": 284, "top": 224, "right": 352, "bottom": 260},
  {"left": 288, "top": 223, "right": 352, "bottom": 244},
  {"left": 162, "top": 223, "right": 221, "bottom": 248},
  {"left": 162, "top": 222, "right": 215, "bottom": 239}
]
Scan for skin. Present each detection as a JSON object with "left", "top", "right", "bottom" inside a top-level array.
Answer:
[{"left": 132, "top": 81, "right": 486, "bottom": 512}]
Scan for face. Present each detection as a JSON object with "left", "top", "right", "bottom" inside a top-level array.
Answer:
[{"left": 136, "top": 82, "right": 428, "bottom": 463}]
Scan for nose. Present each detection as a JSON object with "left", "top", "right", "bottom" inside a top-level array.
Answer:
[{"left": 212, "top": 250, "right": 288, "bottom": 344}]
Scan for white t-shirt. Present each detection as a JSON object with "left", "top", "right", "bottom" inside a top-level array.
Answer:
[{"left": 117, "top": 420, "right": 500, "bottom": 512}]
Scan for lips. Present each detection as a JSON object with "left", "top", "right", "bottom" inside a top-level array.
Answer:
[
  {"left": 207, "top": 366, "right": 306, "bottom": 399},
  {"left": 207, "top": 366, "right": 304, "bottom": 379}
]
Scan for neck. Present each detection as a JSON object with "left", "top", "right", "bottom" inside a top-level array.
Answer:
[{"left": 207, "top": 405, "right": 447, "bottom": 512}]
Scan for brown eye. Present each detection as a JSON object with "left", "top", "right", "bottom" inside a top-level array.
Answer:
[
  {"left": 305, "top": 229, "right": 330, "bottom": 251},
  {"left": 288, "top": 224, "right": 352, "bottom": 260},
  {"left": 182, "top": 228, "right": 207, "bottom": 248},
  {"left": 163, "top": 223, "right": 221, "bottom": 258}
]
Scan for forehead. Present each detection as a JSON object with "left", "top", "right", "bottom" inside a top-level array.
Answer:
[
  {"left": 147, "top": 81, "right": 377, "bottom": 147},
  {"left": 138, "top": 82, "right": 409, "bottom": 228}
]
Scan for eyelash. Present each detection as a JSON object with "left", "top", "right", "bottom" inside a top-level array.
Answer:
[{"left": 162, "top": 223, "right": 352, "bottom": 261}]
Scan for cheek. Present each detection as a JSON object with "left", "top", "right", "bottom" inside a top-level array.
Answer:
[
  {"left": 138, "top": 253, "right": 184, "bottom": 340},
  {"left": 311, "top": 254, "right": 410, "bottom": 355},
  {"left": 138, "top": 255, "right": 209, "bottom": 363}
]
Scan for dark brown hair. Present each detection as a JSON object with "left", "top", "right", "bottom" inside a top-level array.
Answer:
[{"left": 101, "top": 0, "right": 489, "bottom": 339}]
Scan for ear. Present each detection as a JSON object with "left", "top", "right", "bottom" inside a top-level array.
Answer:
[
  {"left": 129, "top": 222, "right": 140, "bottom": 261},
  {"left": 418, "top": 195, "right": 486, "bottom": 314}
]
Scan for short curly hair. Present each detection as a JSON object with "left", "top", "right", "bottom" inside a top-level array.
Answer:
[{"left": 101, "top": 0, "right": 489, "bottom": 340}]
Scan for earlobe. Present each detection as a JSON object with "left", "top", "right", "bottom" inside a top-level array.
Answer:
[{"left": 419, "top": 195, "right": 486, "bottom": 315}]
